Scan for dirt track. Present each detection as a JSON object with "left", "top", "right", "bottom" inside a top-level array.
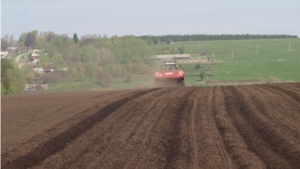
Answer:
[{"left": 2, "top": 83, "right": 300, "bottom": 169}]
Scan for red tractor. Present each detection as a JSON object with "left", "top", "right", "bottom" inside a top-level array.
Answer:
[{"left": 155, "top": 62, "right": 185, "bottom": 87}]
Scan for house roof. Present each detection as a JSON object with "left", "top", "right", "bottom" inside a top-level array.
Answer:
[
  {"left": 18, "top": 46, "right": 31, "bottom": 50},
  {"left": 157, "top": 54, "right": 190, "bottom": 59}
]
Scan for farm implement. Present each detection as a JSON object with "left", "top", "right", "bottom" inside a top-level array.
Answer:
[{"left": 155, "top": 62, "right": 185, "bottom": 87}]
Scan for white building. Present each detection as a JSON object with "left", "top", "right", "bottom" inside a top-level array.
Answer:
[
  {"left": 34, "top": 67, "right": 44, "bottom": 73},
  {"left": 32, "top": 50, "right": 40, "bottom": 60},
  {"left": 157, "top": 54, "right": 191, "bottom": 63},
  {"left": 1, "top": 51, "right": 8, "bottom": 58}
]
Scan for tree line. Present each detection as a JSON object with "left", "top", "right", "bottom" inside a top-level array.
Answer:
[
  {"left": 138, "top": 34, "right": 298, "bottom": 44},
  {"left": 1, "top": 30, "right": 156, "bottom": 94},
  {"left": 1, "top": 59, "right": 26, "bottom": 95}
]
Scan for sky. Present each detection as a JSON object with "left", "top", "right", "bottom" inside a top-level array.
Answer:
[{"left": 1, "top": 0, "right": 300, "bottom": 39}]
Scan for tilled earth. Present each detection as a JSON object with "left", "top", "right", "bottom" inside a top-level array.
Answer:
[{"left": 2, "top": 83, "right": 300, "bottom": 169}]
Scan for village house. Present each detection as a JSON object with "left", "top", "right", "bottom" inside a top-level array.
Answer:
[
  {"left": 33, "top": 67, "right": 55, "bottom": 74},
  {"left": 157, "top": 54, "right": 191, "bottom": 63},
  {"left": 33, "top": 67, "right": 44, "bottom": 73},
  {"left": 44, "top": 68, "right": 55, "bottom": 73},
  {"left": 31, "top": 50, "right": 40, "bottom": 60},
  {"left": 18, "top": 46, "right": 32, "bottom": 53},
  {"left": 1, "top": 51, "right": 8, "bottom": 58}
]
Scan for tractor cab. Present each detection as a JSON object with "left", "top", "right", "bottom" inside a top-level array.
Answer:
[
  {"left": 155, "top": 62, "right": 185, "bottom": 87},
  {"left": 161, "top": 62, "right": 178, "bottom": 71}
]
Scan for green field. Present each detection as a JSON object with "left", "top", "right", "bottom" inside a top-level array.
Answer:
[
  {"left": 43, "top": 38, "right": 300, "bottom": 93},
  {"left": 155, "top": 38, "right": 300, "bottom": 85}
]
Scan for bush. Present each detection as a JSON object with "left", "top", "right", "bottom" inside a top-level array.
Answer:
[
  {"left": 124, "top": 72, "right": 131, "bottom": 82},
  {"left": 195, "top": 63, "right": 201, "bottom": 69},
  {"left": 199, "top": 70, "right": 206, "bottom": 81}
]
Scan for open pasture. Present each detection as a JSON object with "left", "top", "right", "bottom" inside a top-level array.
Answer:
[{"left": 155, "top": 38, "right": 300, "bottom": 85}]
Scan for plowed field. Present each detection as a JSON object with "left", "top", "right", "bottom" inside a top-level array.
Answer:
[{"left": 2, "top": 83, "right": 300, "bottom": 169}]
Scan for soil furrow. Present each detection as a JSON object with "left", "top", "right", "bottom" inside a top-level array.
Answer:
[
  {"left": 248, "top": 85, "right": 300, "bottom": 137},
  {"left": 266, "top": 84, "right": 300, "bottom": 103},
  {"left": 163, "top": 87, "right": 196, "bottom": 169},
  {"left": 219, "top": 86, "right": 266, "bottom": 168},
  {"left": 123, "top": 96, "right": 170, "bottom": 169},
  {"left": 190, "top": 88, "right": 201, "bottom": 169},
  {"left": 229, "top": 86, "right": 300, "bottom": 168},
  {"left": 207, "top": 87, "right": 233, "bottom": 169},
  {"left": 1, "top": 90, "right": 134, "bottom": 166},
  {"left": 289, "top": 85, "right": 300, "bottom": 92},
  {"left": 50, "top": 88, "right": 172, "bottom": 169},
  {"left": 2, "top": 82, "right": 300, "bottom": 169},
  {"left": 194, "top": 87, "right": 234, "bottom": 169},
  {"left": 252, "top": 85, "right": 300, "bottom": 119},
  {"left": 124, "top": 88, "right": 175, "bottom": 143},
  {"left": 80, "top": 88, "right": 174, "bottom": 169},
  {"left": 2, "top": 88, "right": 158, "bottom": 169},
  {"left": 226, "top": 86, "right": 294, "bottom": 168},
  {"left": 122, "top": 88, "right": 192, "bottom": 169}
]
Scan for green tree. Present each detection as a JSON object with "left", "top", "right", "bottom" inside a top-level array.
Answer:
[
  {"left": 109, "top": 36, "right": 155, "bottom": 67},
  {"left": 79, "top": 45, "right": 94, "bottom": 63},
  {"left": 199, "top": 70, "right": 206, "bottom": 81},
  {"left": 153, "top": 38, "right": 158, "bottom": 44},
  {"left": 2, "top": 73, "right": 12, "bottom": 93},
  {"left": 38, "top": 55, "right": 51, "bottom": 68},
  {"left": 25, "top": 32, "right": 37, "bottom": 47},
  {"left": 86, "top": 61, "right": 98, "bottom": 78},
  {"left": 50, "top": 36, "right": 63, "bottom": 48},
  {"left": 53, "top": 53, "right": 64, "bottom": 64},
  {"left": 71, "top": 67, "right": 79, "bottom": 79},
  {"left": 65, "top": 38, "right": 75, "bottom": 47},
  {"left": 167, "top": 39, "right": 171, "bottom": 44},
  {"left": 18, "top": 33, "right": 27, "bottom": 46},
  {"left": 6, "top": 83, "right": 17, "bottom": 95},
  {"left": 2, "top": 69, "right": 26, "bottom": 95},
  {"left": 180, "top": 46, "right": 184, "bottom": 54},
  {"left": 130, "top": 56, "right": 142, "bottom": 64},
  {"left": 96, "top": 66, "right": 112, "bottom": 87},
  {"left": 1, "top": 59, "right": 14, "bottom": 78},
  {"left": 73, "top": 33, "right": 78, "bottom": 43},
  {"left": 23, "top": 65, "right": 35, "bottom": 82},
  {"left": 1, "top": 84, "right": 6, "bottom": 95},
  {"left": 13, "top": 69, "right": 26, "bottom": 93}
]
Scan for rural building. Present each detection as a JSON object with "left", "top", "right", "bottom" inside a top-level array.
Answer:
[
  {"left": 44, "top": 68, "right": 55, "bottom": 73},
  {"left": 1, "top": 51, "right": 8, "bottom": 58},
  {"left": 7, "top": 47, "right": 17, "bottom": 51},
  {"left": 4, "top": 47, "right": 18, "bottom": 56},
  {"left": 34, "top": 67, "right": 44, "bottom": 73},
  {"left": 33, "top": 67, "right": 55, "bottom": 74},
  {"left": 31, "top": 50, "right": 40, "bottom": 60},
  {"left": 157, "top": 54, "right": 191, "bottom": 63},
  {"left": 18, "top": 46, "right": 32, "bottom": 52},
  {"left": 24, "top": 83, "right": 49, "bottom": 93},
  {"left": 56, "top": 67, "right": 68, "bottom": 71},
  {"left": 41, "top": 84, "right": 49, "bottom": 90},
  {"left": 24, "top": 84, "right": 37, "bottom": 93}
]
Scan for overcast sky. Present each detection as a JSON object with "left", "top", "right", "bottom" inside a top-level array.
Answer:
[{"left": 1, "top": 0, "right": 300, "bottom": 39}]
